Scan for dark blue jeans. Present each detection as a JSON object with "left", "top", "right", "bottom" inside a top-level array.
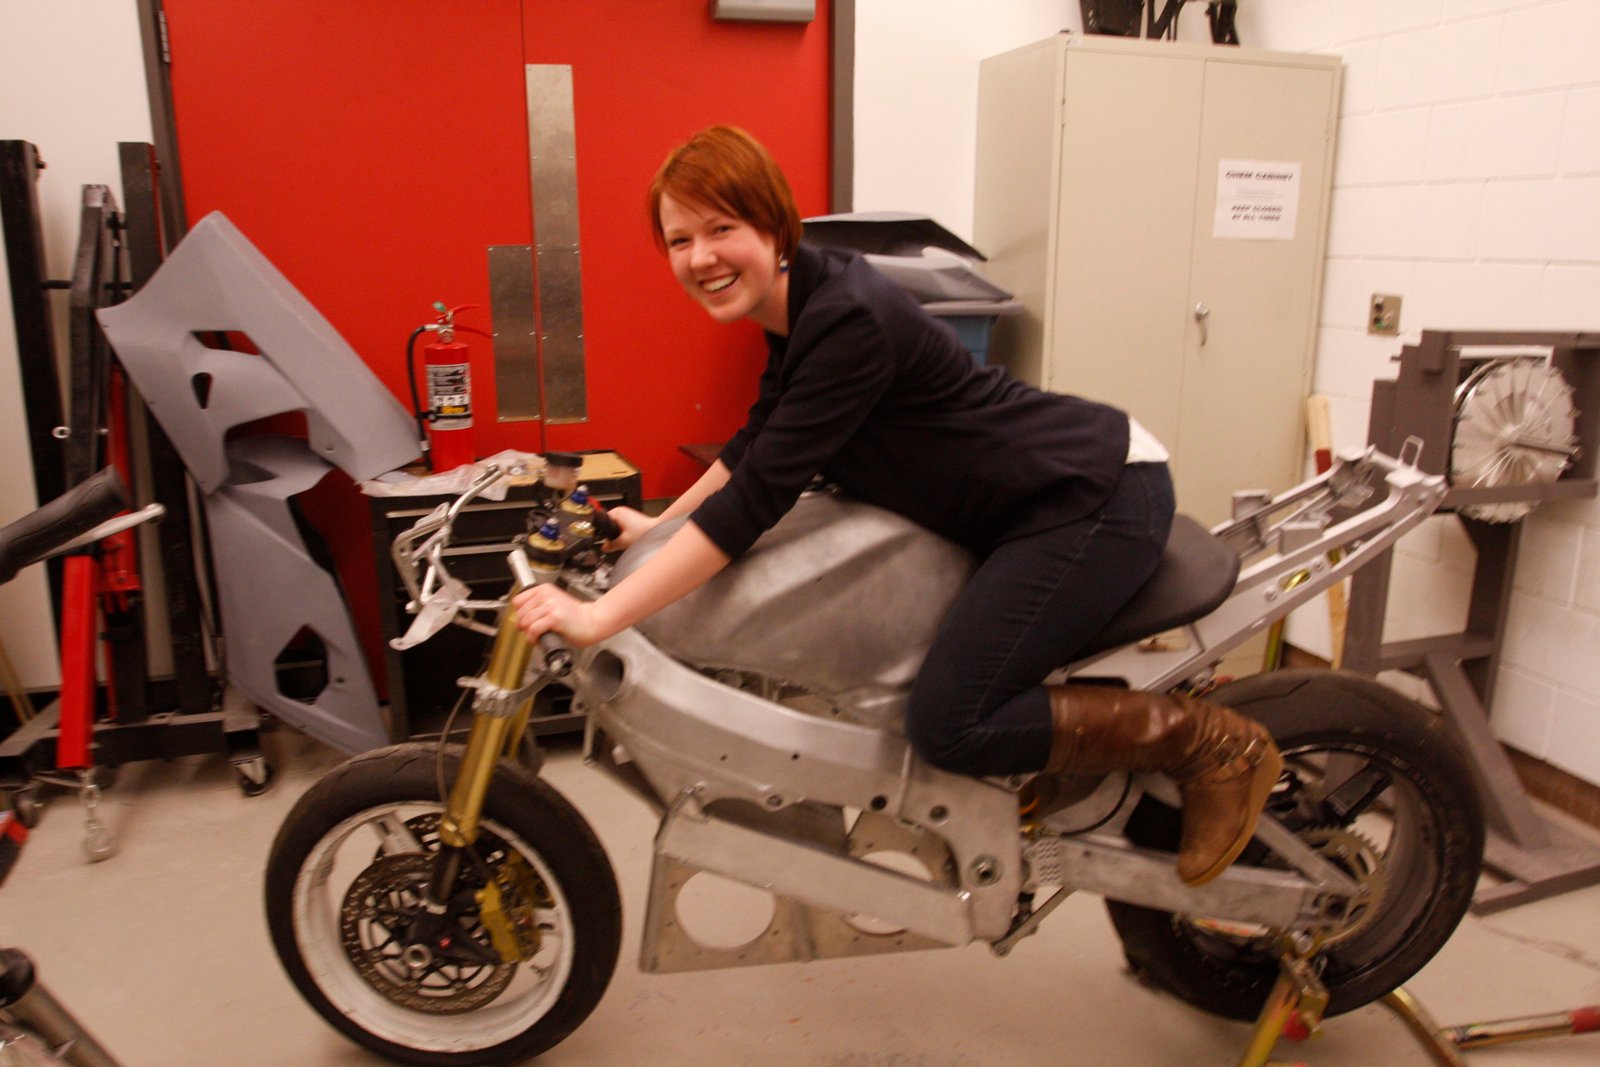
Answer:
[{"left": 905, "top": 462, "right": 1175, "bottom": 777}]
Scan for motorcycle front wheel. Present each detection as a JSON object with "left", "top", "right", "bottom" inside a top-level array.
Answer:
[
  {"left": 1106, "top": 670, "right": 1485, "bottom": 1021},
  {"left": 264, "top": 743, "right": 621, "bottom": 1066}
]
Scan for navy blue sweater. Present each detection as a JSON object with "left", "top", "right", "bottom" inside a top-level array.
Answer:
[{"left": 691, "top": 244, "right": 1130, "bottom": 558}]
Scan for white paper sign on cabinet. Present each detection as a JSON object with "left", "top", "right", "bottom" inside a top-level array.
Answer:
[{"left": 1214, "top": 160, "right": 1301, "bottom": 240}]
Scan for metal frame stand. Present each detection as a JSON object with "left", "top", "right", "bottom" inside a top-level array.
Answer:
[
  {"left": 1348, "top": 330, "right": 1600, "bottom": 913},
  {"left": 1237, "top": 957, "right": 1599, "bottom": 1067},
  {"left": 0, "top": 141, "right": 70, "bottom": 621},
  {"left": 0, "top": 140, "right": 268, "bottom": 808}
]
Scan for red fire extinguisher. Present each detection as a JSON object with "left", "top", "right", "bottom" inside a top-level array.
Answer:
[{"left": 406, "top": 302, "right": 486, "bottom": 472}]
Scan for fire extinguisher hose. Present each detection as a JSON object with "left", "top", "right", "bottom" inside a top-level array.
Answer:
[{"left": 404, "top": 325, "right": 430, "bottom": 460}]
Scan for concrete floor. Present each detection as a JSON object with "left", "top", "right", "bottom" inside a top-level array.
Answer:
[{"left": 3, "top": 724, "right": 1599, "bottom": 1067}]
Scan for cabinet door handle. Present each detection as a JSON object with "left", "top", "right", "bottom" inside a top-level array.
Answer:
[{"left": 1194, "top": 303, "right": 1210, "bottom": 347}]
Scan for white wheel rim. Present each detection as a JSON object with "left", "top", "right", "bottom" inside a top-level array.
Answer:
[{"left": 288, "top": 801, "right": 578, "bottom": 1053}]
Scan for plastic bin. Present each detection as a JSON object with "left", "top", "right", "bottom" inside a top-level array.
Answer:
[
  {"left": 801, "top": 212, "right": 1023, "bottom": 363},
  {"left": 926, "top": 299, "right": 1024, "bottom": 365}
]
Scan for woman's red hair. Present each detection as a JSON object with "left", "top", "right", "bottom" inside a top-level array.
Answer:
[{"left": 647, "top": 126, "right": 802, "bottom": 259}]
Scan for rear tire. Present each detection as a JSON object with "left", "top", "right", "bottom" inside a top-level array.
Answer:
[
  {"left": 265, "top": 743, "right": 621, "bottom": 1065},
  {"left": 1107, "top": 670, "right": 1484, "bottom": 1021}
]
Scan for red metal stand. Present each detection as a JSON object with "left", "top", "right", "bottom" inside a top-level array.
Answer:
[{"left": 54, "top": 557, "right": 99, "bottom": 771}]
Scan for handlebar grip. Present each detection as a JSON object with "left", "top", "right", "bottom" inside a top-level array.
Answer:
[
  {"left": 537, "top": 633, "right": 573, "bottom": 677},
  {"left": 592, "top": 508, "right": 622, "bottom": 544},
  {"left": 0, "top": 947, "right": 36, "bottom": 1006},
  {"left": 0, "top": 468, "right": 130, "bottom": 586}
]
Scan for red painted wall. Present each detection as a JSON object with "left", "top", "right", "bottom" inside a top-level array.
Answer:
[
  {"left": 522, "top": 5, "right": 833, "bottom": 493},
  {"left": 164, "top": 0, "right": 830, "bottom": 497},
  {"left": 161, "top": 0, "right": 832, "bottom": 696}
]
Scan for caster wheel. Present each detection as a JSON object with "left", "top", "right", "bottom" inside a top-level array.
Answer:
[
  {"left": 234, "top": 757, "right": 275, "bottom": 797},
  {"left": 82, "top": 822, "right": 119, "bottom": 863},
  {"left": 8, "top": 788, "right": 41, "bottom": 830}
]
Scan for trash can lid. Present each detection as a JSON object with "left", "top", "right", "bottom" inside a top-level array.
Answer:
[
  {"left": 801, "top": 211, "right": 987, "bottom": 262},
  {"left": 923, "top": 299, "right": 1026, "bottom": 317},
  {"left": 862, "top": 254, "right": 1014, "bottom": 305}
]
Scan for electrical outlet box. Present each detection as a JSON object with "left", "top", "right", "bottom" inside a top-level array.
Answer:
[{"left": 1369, "top": 293, "right": 1402, "bottom": 335}]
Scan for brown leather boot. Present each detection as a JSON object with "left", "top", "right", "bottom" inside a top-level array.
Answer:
[{"left": 1044, "top": 687, "right": 1283, "bottom": 886}]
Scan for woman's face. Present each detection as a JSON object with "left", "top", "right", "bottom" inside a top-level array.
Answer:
[{"left": 658, "top": 192, "right": 788, "bottom": 334}]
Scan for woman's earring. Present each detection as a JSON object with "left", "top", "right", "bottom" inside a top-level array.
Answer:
[{"left": 778, "top": 257, "right": 790, "bottom": 273}]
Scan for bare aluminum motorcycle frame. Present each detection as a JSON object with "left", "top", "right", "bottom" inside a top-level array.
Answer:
[{"left": 392, "top": 444, "right": 1446, "bottom": 974}]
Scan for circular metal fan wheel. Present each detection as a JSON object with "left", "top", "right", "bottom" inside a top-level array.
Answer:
[{"left": 1451, "top": 357, "right": 1580, "bottom": 522}]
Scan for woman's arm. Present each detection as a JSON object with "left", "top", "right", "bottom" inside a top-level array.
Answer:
[
  {"left": 655, "top": 459, "right": 731, "bottom": 521},
  {"left": 513, "top": 518, "right": 730, "bottom": 646},
  {"left": 603, "top": 459, "right": 731, "bottom": 551}
]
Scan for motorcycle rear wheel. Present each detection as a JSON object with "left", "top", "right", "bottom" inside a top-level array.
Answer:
[
  {"left": 264, "top": 743, "right": 621, "bottom": 1066},
  {"left": 1106, "top": 670, "right": 1485, "bottom": 1021}
]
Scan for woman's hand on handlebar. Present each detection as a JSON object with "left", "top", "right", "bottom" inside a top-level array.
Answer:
[
  {"left": 513, "top": 583, "right": 604, "bottom": 648},
  {"left": 601, "top": 505, "right": 658, "bottom": 552}
]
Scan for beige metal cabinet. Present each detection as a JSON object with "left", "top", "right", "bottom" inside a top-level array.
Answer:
[{"left": 975, "top": 35, "right": 1340, "bottom": 525}]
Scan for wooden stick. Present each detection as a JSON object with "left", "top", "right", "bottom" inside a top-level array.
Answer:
[{"left": 0, "top": 637, "right": 37, "bottom": 723}]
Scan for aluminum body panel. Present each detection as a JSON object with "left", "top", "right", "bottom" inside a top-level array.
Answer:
[
  {"left": 654, "top": 802, "right": 973, "bottom": 945},
  {"left": 572, "top": 628, "right": 1023, "bottom": 943},
  {"left": 525, "top": 65, "right": 586, "bottom": 423},
  {"left": 613, "top": 492, "right": 974, "bottom": 727},
  {"left": 487, "top": 245, "right": 540, "bottom": 421}
]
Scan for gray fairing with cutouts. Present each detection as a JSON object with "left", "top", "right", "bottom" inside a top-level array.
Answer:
[
  {"left": 97, "top": 212, "right": 417, "bottom": 492},
  {"left": 614, "top": 492, "right": 975, "bottom": 729},
  {"left": 98, "top": 212, "right": 418, "bottom": 753}
]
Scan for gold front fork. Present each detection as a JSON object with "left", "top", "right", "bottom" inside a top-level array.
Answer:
[{"left": 437, "top": 587, "right": 539, "bottom": 850}]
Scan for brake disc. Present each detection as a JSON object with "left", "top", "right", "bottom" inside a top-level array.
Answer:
[
  {"left": 398, "top": 813, "right": 551, "bottom": 963},
  {"left": 339, "top": 852, "right": 515, "bottom": 1014}
]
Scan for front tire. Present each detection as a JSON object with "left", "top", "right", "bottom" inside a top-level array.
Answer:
[
  {"left": 1107, "top": 670, "right": 1485, "bottom": 1021},
  {"left": 265, "top": 743, "right": 621, "bottom": 1065}
]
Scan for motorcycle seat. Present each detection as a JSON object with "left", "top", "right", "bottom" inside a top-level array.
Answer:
[{"left": 1073, "top": 514, "right": 1240, "bottom": 660}]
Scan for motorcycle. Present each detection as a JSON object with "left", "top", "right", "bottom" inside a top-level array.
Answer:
[{"left": 265, "top": 442, "right": 1485, "bottom": 1065}]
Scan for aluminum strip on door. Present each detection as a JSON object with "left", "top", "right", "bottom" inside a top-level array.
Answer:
[
  {"left": 525, "top": 64, "right": 587, "bottom": 423},
  {"left": 488, "top": 245, "right": 539, "bottom": 421}
]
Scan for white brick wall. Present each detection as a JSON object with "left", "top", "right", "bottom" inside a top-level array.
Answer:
[{"left": 1250, "top": 1, "right": 1600, "bottom": 785}]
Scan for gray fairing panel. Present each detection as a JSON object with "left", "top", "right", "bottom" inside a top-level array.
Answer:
[
  {"left": 93, "top": 211, "right": 411, "bottom": 753},
  {"left": 204, "top": 437, "right": 388, "bottom": 754},
  {"left": 616, "top": 492, "right": 974, "bottom": 723},
  {"left": 96, "top": 211, "right": 418, "bottom": 493}
]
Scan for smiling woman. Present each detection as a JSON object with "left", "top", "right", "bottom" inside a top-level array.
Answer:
[
  {"left": 514, "top": 126, "right": 1281, "bottom": 888},
  {"left": 648, "top": 126, "right": 801, "bottom": 331},
  {"left": 658, "top": 196, "right": 788, "bottom": 331}
]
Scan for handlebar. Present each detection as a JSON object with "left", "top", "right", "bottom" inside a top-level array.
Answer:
[
  {"left": 389, "top": 464, "right": 507, "bottom": 609},
  {"left": 390, "top": 463, "right": 613, "bottom": 653},
  {"left": 537, "top": 633, "right": 573, "bottom": 678},
  {"left": 592, "top": 507, "right": 623, "bottom": 544},
  {"left": 507, "top": 545, "right": 573, "bottom": 676}
]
